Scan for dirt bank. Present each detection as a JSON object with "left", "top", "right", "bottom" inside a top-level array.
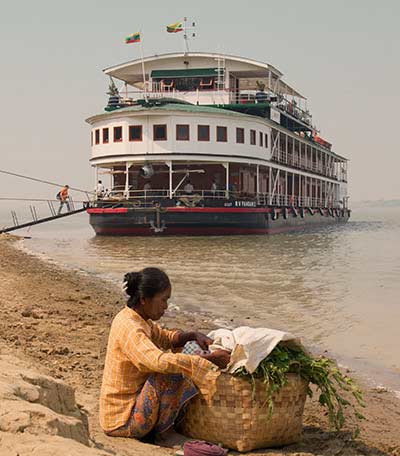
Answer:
[{"left": 0, "top": 234, "right": 399, "bottom": 455}]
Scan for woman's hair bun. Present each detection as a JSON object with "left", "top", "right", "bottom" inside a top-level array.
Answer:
[
  {"left": 123, "top": 267, "right": 170, "bottom": 309},
  {"left": 123, "top": 271, "right": 141, "bottom": 298}
]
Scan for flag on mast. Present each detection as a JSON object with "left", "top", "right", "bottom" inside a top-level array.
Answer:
[
  {"left": 125, "top": 32, "right": 141, "bottom": 44},
  {"left": 166, "top": 21, "right": 183, "bottom": 33}
]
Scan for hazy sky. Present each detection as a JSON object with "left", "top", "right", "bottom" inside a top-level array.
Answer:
[{"left": 0, "top": 0, "right": 399, "bottom": 202}]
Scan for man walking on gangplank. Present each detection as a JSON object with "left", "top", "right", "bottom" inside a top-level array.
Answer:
[{"left": 57, "top": 185, "right": 71, "bottom": 215}]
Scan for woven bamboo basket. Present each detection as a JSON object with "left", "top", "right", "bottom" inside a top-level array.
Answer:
[{"left": 178, "top": 373, "right": 308, "bottom": 452}]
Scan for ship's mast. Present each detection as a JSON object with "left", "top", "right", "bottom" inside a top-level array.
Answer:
[{"left": 183, "top": 17, "right": 196, "bottom": 54}]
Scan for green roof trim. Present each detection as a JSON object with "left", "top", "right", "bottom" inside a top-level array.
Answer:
[
  {"left": 151, "top": 68, "right": 219, "bottom": 78},
  {"left": 98, "top": 103, "right": 247, "bottom": 118}
]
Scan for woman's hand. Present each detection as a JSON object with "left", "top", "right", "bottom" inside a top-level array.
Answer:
[
  {"left": 171, "top": 330, "right": 212, "bottom": 350},
  {"left": 193, "top": 332, "right": 213, "bottom": 351},
  {"left": 202, "top": 349, "right": 231, "bottom": 369}
]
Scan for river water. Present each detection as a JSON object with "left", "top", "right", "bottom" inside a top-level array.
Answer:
[{"left": 1, "top": 204, "right": 399, "bottom": 392}]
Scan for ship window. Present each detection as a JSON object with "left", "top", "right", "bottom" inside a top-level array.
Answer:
[
  {"left": 250, "top": 129, "right": 256, "bottom": 145},
  {"left": 95, "top": 129, "right": 100, "bottom": 145},
  {"left": 198, "top": 125, "right": 210, "bottom": 141},
  {"left": 129, "top": 125, "right": 142, "bottom": 141},
  {"left": 153, "top": 124, "right": 167, "bottom": 141},
  {"left": 259, "top": 131, "right": 263, "bottom": 147},
  {"left": 113, "top": 126, "right": 123, "bottom": 142},
  {"left": 217, "top": 126, "right": 227, "bottom": 142},
  {"left": 103, "top": 128, "right": 109, "bottom": 144},
  {"left": 265, "top": 133, "right": 269, "bottom": 148},
  {"left": 236, "top": 128, "right": 245, "bottom": 144},
  {"left": 176, "top": 124, "right": 190, "bottom": 141}
]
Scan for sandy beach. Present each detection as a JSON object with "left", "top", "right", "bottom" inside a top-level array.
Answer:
[{"left": 0, "top": 234, "right": 399, "bottom": 456}]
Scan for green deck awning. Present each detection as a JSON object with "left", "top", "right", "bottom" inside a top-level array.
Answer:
[{"left": 151, "top": 68, "right": 219, "bottom": 79}]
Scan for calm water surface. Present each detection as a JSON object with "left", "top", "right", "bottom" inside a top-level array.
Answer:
[{"left": 2, "top": 204, "right": 399, "bottom": 391}]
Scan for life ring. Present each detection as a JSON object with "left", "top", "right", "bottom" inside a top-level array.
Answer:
[
  {"left": 291, "top": 207, "right": 298, "bottom": 217},
  {"left": 307, "top": 207, "right": 314, "bottom": 216},
  {"left": 300, "top": 208, "right": 305, "bottom": 218},
  {"left": 282, "top": 207, "right": 288, "bottom": 219},
  {"left": 328, "top": 208, "right": 334, "bottom": 217},
  {"left": 318, "top": 208, "right": 324, "bottom": 216},
  {"left": 335, "top": 208, "right": 340, "bottom": 217},
  {"left": 132, "top": 199, "right": 141, "bottom": 208}
]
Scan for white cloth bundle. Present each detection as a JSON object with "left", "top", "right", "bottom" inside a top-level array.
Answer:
[{"left": 208, "top": 326, "right": 303, "bottom": 374}]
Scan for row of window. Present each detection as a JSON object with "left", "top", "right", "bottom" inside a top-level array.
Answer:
[{"left": 92, "top": 125, "right": 269, "bottom": 148}]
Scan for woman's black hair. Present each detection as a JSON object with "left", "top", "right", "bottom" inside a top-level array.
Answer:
[{"left": 123, "top": 267, "right": 171, "bottom": 309}]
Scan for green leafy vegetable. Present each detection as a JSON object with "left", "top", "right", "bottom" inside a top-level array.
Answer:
[{"left": 233, "top": 344, "right": 365, "bottom": 435}]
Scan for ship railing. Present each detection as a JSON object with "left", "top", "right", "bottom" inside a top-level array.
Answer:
[
  {"left": 101, "top": 188, "right": 229, "bottom": 201},
  {"left": 274, "top": 99, "right": 312, "bottom": 126},
  {"left": 271, "top": 149, "right": 339, "bottom": 179},
  {"left": 174, "top": 189, "right": 227, "bottom": 199},
  {"left": 226, "top": 90, "right": 312, "bottom": 122},
  {"left": 115, "top": 86, "right": 268, "bottom": 103},
  {"left": 108, "top": 87, "right": 310, "bottom": 122},
  {"left": 98, "top": 189, "right": 341, "bottom": 209},
  {"left": 112, "top": 86, "right": 231, "bottom": 105},
  {"left": 256, "top": 193, "right": 338, "bottom": 208}
]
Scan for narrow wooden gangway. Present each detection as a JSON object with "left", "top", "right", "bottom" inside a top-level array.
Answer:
[
  {"left": 0, "top": 204, "right": 90, "bottom": 234},
  {"left": 0, "top": 168, "right": 95, "bottom": 235}
]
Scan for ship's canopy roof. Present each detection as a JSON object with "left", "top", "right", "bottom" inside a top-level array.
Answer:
[{"left": 104, "top": 52, "right": 306, "bottom": 99}]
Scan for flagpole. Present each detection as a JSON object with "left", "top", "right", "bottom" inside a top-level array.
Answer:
[
  {"left": 139, "top": 30, "right": 148, "bottom": 102},
  {"left": 183, "top": 17, "right": 189, "bottom": 54}
]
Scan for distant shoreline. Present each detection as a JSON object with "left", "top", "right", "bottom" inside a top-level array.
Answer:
[{"left": 352, "top": 199, "right": 400, "bottom": 207}]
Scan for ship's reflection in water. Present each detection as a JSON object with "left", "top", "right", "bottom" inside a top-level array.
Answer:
[{"left": 25, "top": 207, "right": 400, "bottom": 390}]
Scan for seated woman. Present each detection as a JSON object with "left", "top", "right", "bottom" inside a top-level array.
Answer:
[{"left": 100, "top": 267, "right": 230, "bottom": 440}]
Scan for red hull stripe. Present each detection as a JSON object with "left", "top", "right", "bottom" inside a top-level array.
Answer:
[
  {"left": 87, "top": 207, "right": 273, "bottom": 214},
  {"left": 87, "top": 208, "right": 128, "bottom": 214},
  {"left": 167, "top": 207, "right": 271, "bottom": 213},
  {"left": 87, "top": 207, "right": 334, "bottom": 215}
]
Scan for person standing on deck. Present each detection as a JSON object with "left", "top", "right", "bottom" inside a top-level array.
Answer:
[
  {"left": 96, "top": 180, "right": 105, "bottom": 198},
  {"left": 211, "top": 179, "right": 218, "bottom": 197},
  {"left": 57, "top": 185, "right": 70, "bottom": 214},
  {"left": 183, "top": 180, "right": 194, "bottom": 194}
]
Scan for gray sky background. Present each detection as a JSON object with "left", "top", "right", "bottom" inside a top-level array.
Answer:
[{"left": 0, "top": 0, "right": 399, "bottom": 203}]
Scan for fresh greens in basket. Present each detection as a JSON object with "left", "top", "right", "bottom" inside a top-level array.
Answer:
[{"left": 233, "top": 343, "right": 365, "bottom": 435}]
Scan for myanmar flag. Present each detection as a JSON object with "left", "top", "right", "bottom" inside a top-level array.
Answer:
[
  {"left": 166, "top": 22, "right": 183, "bottom": 33},
  {"left": 125, "top": 32, "right": 141, "bottom": 44}
]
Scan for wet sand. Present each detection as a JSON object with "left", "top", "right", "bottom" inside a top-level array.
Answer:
[{"left": 0, "top": 234, "right": 399, "bottom": 455}]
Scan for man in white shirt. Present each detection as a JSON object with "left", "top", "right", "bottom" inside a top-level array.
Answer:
[
  {"left": 183, "top": 180, "right": 194, "bottom": 194},
  {"left": 96, "top": 180, "right": 105, "bottom": 198},
  {"left": 211, "top": 179, "right": 218, "bottom": 196}
]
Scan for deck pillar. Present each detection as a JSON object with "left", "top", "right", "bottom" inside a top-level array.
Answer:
[
  {"left": 223, "top": 162, "right": 229, "bottom": 199},
  {"left": 124, "top": 162, "right": 132, "bottom": 198},
  {"left": 256, "top": 165, "right": 259, "bottom": 198},
  {"left": 166, "top": 161, "right": 173, "bottom": 199},
  {"left": 95, "top": 166, "right": 98, "bottom": 200}
]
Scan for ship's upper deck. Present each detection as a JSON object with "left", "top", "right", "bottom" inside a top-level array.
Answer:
[
  {"left": 104, "top": 52, "right": 316, "bottom": 129},
  {"left": 104, "top": 52, "right": 304, "bottom": 97}
]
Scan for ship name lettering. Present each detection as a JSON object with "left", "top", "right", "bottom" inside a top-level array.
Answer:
[{"left": 235, "top": 201, "right": 256, "bottom": 207}]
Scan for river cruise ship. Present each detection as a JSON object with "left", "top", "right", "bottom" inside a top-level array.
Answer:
[{"left": 86, "top": 52, "right": 349, "bottom": 235}]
